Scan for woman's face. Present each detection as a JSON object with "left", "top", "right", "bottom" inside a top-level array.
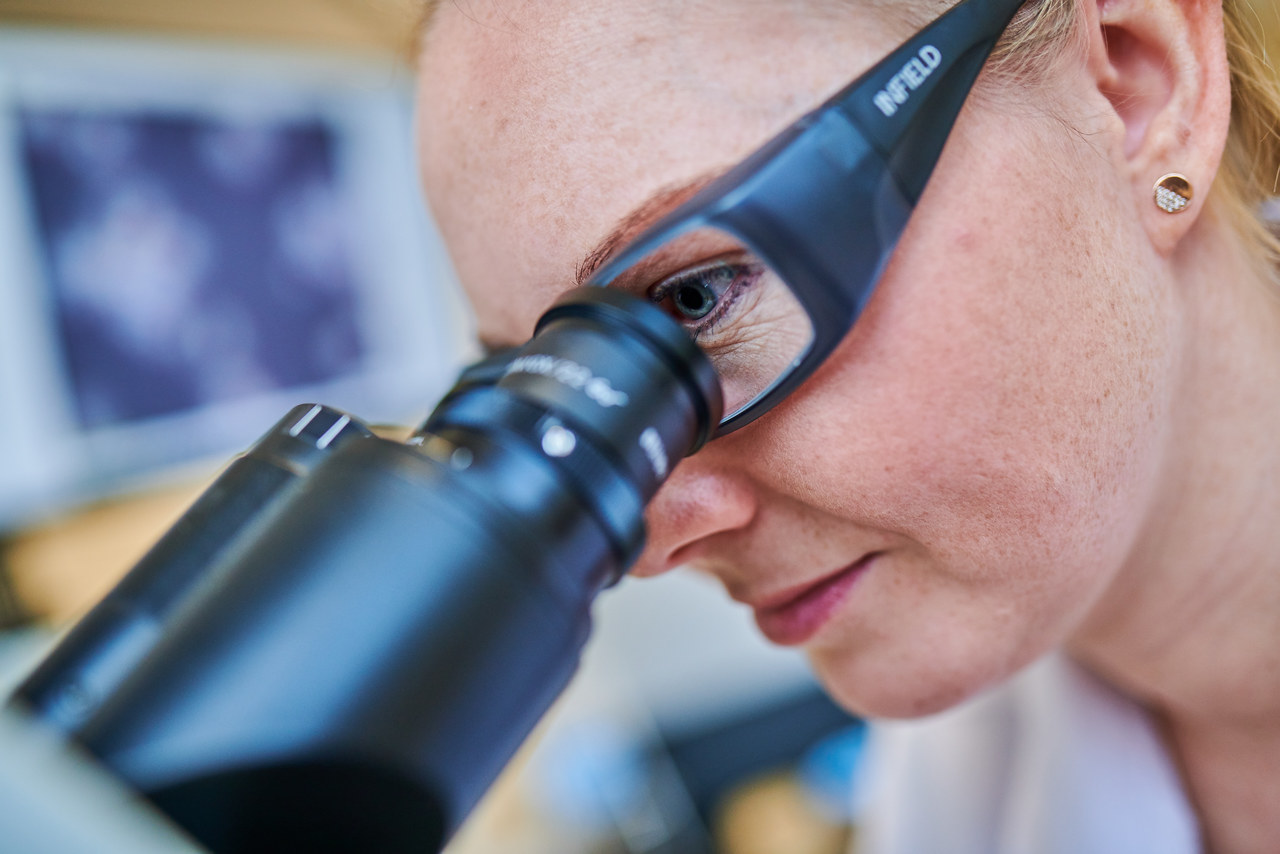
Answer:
[{"left": 416, "top": 0, "right": 1177, "bottom": 717}]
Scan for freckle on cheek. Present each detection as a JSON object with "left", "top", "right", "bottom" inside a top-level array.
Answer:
[{"left": 948, "top": 226, "right": 982, "bottom": 254}]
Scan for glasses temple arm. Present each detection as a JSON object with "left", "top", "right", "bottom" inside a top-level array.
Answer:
[{"left": 831, "top": 0, "right": 1028, "bottom": 203}]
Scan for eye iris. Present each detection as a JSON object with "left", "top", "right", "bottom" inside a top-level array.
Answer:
[{"left": 674, "top": 280, "right": 715, "bottom": 319}]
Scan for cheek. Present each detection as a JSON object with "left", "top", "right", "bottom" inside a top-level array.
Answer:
[
  {"left": 793, "top": 148, "right": 1168, "bottom": 562},
  {"left": 760, "top": 114, "right": 1175, "bottom": 716},
  {"left": 887, "top": 130, "right": 1168, "bottom": 565}
]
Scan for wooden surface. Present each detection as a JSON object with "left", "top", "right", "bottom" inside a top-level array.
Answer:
[
  {"left": 0, "top": 0, "right": 423, "bottom": 56},
  {"left": 6, "top": 480, "right": 211, "bottom": 625}
]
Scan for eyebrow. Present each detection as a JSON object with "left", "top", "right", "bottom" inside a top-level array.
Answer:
[
  {"left": 574, "top": 170, "right": 723, "bottom": 288},
  {"left": 477, "top": 170, "right": 726, "bottom": 355}
]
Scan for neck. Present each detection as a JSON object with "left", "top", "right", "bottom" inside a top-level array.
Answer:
[{"left": 1067, "top": 208, "right": 1280, "bottom": 850}]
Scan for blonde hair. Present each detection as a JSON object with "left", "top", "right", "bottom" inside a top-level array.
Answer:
[{"left": 1219, "top": 0, "right": 1280, "bottom": 272}]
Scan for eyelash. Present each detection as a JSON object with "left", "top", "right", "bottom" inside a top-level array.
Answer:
[{"left": 647, "top": 256, "right": 759, "bottom": 339}]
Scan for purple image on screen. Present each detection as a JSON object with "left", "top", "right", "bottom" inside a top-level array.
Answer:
[{"left": 19, "top": 108, "right": 367, "bottom": 428}]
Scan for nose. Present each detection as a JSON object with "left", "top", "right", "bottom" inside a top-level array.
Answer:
[{"left": 629, "top": 453, "right": 759, "bottom": 578}]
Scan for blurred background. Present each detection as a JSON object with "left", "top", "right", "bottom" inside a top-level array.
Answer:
[
  {"left": 0, "top": 2, "right": 1275, "bottom": 853},
  {"left": 0, "top": 3, "right": 866, "bottom": 853}
]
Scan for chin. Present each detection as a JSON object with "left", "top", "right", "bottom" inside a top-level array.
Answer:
[{"left": 808, "top": 644, "right": 1023, "bottom": 720}]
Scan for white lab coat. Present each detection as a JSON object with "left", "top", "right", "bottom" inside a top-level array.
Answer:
[{"left": 856, "top": 653, "right": 1201, "bottom": 854}]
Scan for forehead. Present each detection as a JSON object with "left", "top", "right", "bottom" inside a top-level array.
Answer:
[{"left": 416, "top": 1, "right": 897, "bottom": 345}]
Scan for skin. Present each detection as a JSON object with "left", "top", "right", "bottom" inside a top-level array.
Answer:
[{"left": 416, "top": 0, "right": 1280, "bottom": 848}]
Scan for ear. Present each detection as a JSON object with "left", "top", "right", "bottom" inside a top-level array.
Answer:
[{"left": 1077, "top": 0, "right": 1232, "bottom": 254}]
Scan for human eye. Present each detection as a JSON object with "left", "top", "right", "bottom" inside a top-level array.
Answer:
[{"left": 647, "top": 257, "right": 764, "bottom": 340}]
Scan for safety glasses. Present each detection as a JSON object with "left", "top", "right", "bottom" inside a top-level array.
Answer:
[{"left": 587, "top": 0, "right": 1029, "bottom": 435}]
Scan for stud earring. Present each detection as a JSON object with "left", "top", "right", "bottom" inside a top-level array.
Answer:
[{"left": 1154, "top": 173, "right": 1193, "bottom": 214}]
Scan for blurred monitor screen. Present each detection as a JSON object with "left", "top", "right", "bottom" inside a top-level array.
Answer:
[
  {"left": 20, "top": 109, "right": 366, "bottom": 428},
  {"left": 0, "top": 30, "right": 468, "bottom": 531}
]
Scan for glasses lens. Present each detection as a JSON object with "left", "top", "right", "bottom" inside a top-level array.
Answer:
[{"left": 596, "top": 225, "right": 814, "bottom": 421}]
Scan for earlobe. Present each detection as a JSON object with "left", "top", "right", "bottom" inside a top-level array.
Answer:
[{"left": 1080, "top": 0, "right": 1231, "bottom": 253}]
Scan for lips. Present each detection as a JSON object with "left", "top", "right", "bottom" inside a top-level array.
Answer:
[{"left": 751, "top": 554, "right": 877, "bottom": 646}]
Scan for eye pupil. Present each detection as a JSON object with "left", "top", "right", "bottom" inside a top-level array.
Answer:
[{"left": 675, "top": 282, "right": 715, "bottom": 319}]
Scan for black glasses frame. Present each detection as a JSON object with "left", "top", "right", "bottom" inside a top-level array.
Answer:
[{"left": 588, "top": 0, "right": 1029, "bottom": 436}]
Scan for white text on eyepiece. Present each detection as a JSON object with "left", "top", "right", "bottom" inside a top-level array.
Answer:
[{"left": 505, "top": 355, "right": 630, "bottom": 408}]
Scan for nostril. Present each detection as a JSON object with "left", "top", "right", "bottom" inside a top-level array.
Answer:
[{"left": 633, "top": 461, "right": 759, "bottom": 579}]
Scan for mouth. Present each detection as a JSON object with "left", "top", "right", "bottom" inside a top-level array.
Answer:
[{"left": 750, "top": 553, "right": 878, "bottom": 646}]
